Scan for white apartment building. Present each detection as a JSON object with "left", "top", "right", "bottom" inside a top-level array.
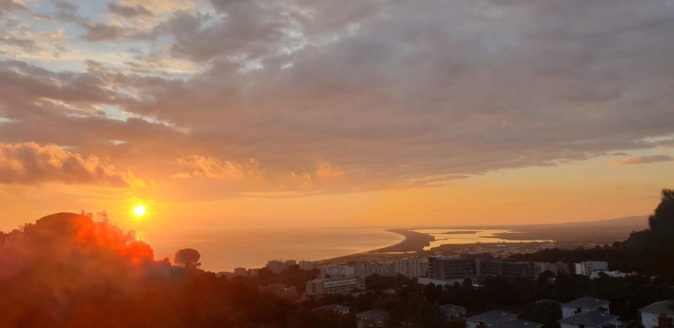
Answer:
[
  {"left": 354, "top": 262, "right": 394, "bottom": 278},
  {"left": 266, "top": 260, "right": 288, "bottom": 274},
  {"left": 320, "top": 263, "right": 356, "bottom": 278},
  {"left": 299, "top": 260, "right": 314, "bottom": 270},
  {"left": 305, "top": 277, "right": 365, "bottom": 295},
  {"left": 575, "top": 261, "right": 609, "bottom": 276}
]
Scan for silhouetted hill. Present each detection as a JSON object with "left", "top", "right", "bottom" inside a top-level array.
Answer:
[{"left": 0, "top": 213, "right": 354, "bottom": 328}]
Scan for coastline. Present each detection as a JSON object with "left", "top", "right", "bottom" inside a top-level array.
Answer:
[
  {"left": 315, "top": 228, "right": 432, "bottom": 264},
  {"left": 367, "top": 229, "right": 435, "bottom": 253}
]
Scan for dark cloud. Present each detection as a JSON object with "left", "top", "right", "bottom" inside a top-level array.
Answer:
[
  {"left": 108, "top": 2, "right": 153, "bottom": 18},
  {"left": 0, "top": 0, "right": 26, "bottom": 17},
  {"left": 82, "top": 23, "right": 125, "bottom": 41},
  {"left": 1, "top": 0, "right": 674, "bottom": 194}
]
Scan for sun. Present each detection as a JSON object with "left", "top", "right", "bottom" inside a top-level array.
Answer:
[{"left": 133, "top": 205, "right": 146, "bottom": 217}]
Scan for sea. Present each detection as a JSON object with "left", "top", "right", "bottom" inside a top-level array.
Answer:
[
  {"left": 139, "top": 228, "right": 550, "bottom": 272},
  {"left": 413, "top": 228, "right": 552, "bottom": 251},
  {"left": 141, "top": 228, "right": 405, "bottom": 272}
]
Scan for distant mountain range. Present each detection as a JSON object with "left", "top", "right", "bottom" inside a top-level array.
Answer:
[{"left": 416, "top": 215, "right": 650, "bottom": 244}]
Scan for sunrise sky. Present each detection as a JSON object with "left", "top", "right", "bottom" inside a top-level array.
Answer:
[{"left": 1, "top": 0, "right": 673, "bottom": 233}]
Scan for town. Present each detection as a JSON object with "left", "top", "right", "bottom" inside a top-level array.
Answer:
[{"left": 216, "top": 248, "right": 671, "bottom": 328}]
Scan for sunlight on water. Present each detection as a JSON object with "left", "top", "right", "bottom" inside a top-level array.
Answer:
[
  {"left": 144, "top": 228, "right": 404, "bottom": 272},
  {"left": 413, "top": 229, "right": 553, "bottom": 251}
]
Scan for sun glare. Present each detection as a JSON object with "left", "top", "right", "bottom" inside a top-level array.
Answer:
[{"left": 133, "top": 205, "right": 146, "bottom": 217}]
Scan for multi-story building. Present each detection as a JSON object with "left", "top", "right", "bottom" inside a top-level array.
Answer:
[
  {"left": 305, "top": 276, "right": 365, "bottom": 295},
  {"left": 233, "top": 267, "right": 247, "bottom": 276},
  {"left": 393, "top": 258, "right": 428, "bottom": 278},
  {"left": 534, "top": 262, "right": 570, "bottom": 277},
  {"left": 320, "top": 263, "right": 356, "bottom": 278},
  {"left": 266, "top": 260, "right": 288, "bottom": 274},
  {"left": 354, "top": 262, "right": 394, "bottom": 278},
  {"left": 574, "top": 261, "right": 608, "bottom": 276},
  {"left": 428, "top": 257, "right": 475, "bottom": 280},
  {"left": 502, "top": 261, "right": 535, "bottom": 279},
  {"left": 299, "top": 260, "right": 314, "bottom": 270},
  {"left": 430, "top": 257, "right": 534, "bottom": 280}
]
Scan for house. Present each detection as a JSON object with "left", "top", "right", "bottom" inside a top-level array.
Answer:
[
  {"left": 440, "top": 303, "right": 467, "bottom": 319},
  {"left": 639, "top": 300, "right": 674, "bottom": 328},
  {"left": 466, "top": 310, "right": 518, "bottom": 328},
  {"left": 559, "top": 311, "right": 619, "bottom": 328},
  {"left": 562, "top": 296, "right": 610, "bottom": 318},
  {"left": 492, "top": 319, "right": 543, "bottom": 328},
  {"left": 357, "top": 310, "right": 388, "bottom": 328}
]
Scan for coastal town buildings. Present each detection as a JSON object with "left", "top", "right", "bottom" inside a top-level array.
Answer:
[
  {"left": 266, "top": 260, "right": 288, "bottom": 274},
  {"left": 299, "top": 260, "right": 314, "bottom": 270},
  {"left": 575, "top": 261, "right": 609, "bottom": 276},
  {"left": 305, "top": 276, "right": 365, "bottom": 296},
  {"left": 355, "top": 262, "right": 395, "bottom": 278},
  {"left": 425, "top": 256, "right": 535, "bottom": 282},
  {"left": 534, "top": 262, "right": 570, "bottom": 277},
  {"left": 429, "top": 257, "right": 475, "bottom": 280},
  {"left": 589, "top": 270, "right": 627, "bottom": 279},
  {"left": 320, "top": 263, "right": 356, "bottom": 278},
  {"left": 639, "top": 300, "right": 674, "bottom": 328},
  {"left": 393, "top": 258, "right": 429, "bottom": 278},
  {"left": 233, "top": 267, "right": 247, "bottom": 276}
]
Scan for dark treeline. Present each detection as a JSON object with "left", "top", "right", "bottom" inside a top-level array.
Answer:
[
  {"left": 511, "top": 189, "right": 674, "bottom": 281},
  {"left": 0, "top": 213, "right": 349, "bottom": 327}
]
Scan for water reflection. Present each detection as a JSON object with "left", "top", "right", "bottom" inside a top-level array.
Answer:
[{"left": 413, "top": 229, "right": 553, "bottom": 251}]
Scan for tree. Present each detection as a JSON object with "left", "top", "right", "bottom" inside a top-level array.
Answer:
[{"left": 174, "top": 248, "right": 201, "bottom": 269}]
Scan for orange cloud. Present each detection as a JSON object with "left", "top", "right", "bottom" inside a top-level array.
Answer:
[
  {"left": 177, "top": 155, "right": 262, "bottom": 181},
  {"left": 0, "top": 142, "right": 139, "bottom": 186},
  {"left": 315, "top": 161, "right": 345, "bottom": 179},
  {"left": 610, "top": 155, "right": 672, "bottom": 166}
]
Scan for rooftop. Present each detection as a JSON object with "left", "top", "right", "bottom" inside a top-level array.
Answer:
[
  {"left": 440, "top": 304, "right": 467, "bottom": 316},
  {"left": 562, "top": 296, "right": 610, "bottom": 309},
  {"left": 467, "top": 310, "right": 518, "bottom": 324},
  {"left": 639, "top": 300, "right": 674, "bottom": 315},
  {"left": 492, "top": 319, "right": 544, "bottom": 328},
  {"left": 357, "top": 309, "right": 388, "bottom": 320},
  {"left": 558, "top": 311, "right": 619, "bottom": 326}
]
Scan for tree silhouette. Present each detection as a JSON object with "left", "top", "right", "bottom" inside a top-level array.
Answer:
[{"left": 174, "top": 248, "right": 201, "bottom": 269}]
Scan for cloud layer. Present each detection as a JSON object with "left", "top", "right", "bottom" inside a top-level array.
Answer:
[
  {"left": 0, "top": 142, "right": 136, "bottom": 186},
  {"left": 0, "top": 0, "right": 673, "bottom": 196}
]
